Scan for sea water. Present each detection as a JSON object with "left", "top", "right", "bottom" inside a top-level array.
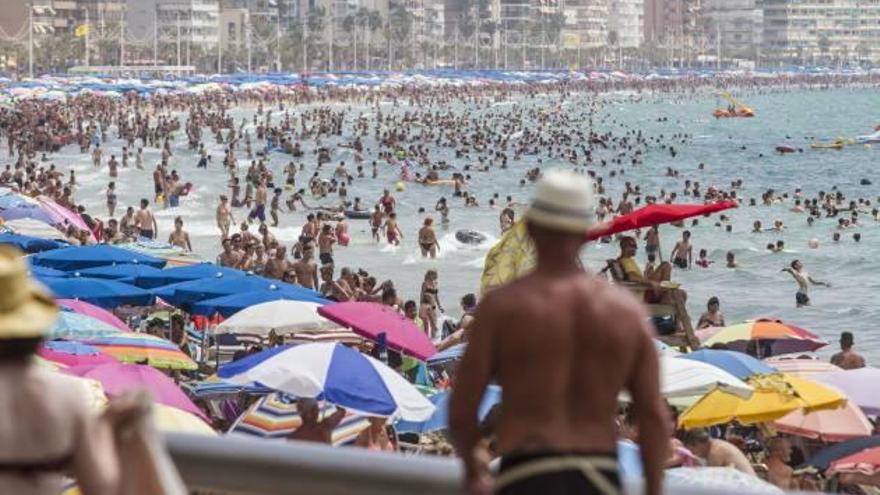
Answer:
[{"left": 62, "top": 86, "right": 880, "bottom": 362}]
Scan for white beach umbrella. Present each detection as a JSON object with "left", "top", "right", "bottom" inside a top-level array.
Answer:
[
  {"left": 215, "top": 300, "right": 335, "bottom": 336},
  {"left": 662, "top": 356, "right": 753, "bottom": 399}
]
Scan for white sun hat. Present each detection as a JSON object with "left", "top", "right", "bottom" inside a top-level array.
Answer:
[{"left": 524, "top": 169, "right": 597, "bottom": 233}]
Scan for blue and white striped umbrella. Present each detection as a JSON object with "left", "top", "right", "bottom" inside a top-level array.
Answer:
[{"left": 218, "top": 343, "right": 435, "bottom": 422}]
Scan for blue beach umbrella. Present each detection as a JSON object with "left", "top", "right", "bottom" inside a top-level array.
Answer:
[
  {"left": 190, "top": 289, "right": 329, "bottom": 317},
  {"left": 44, "top": 277, "right": 155, "bottom": 309},
  {"left": 0, "top": 204, "right": 56, "bottom": 225},
  {"left": 73, "top": 263, "right": 166, "bottom": 282},
  {"left": 680, "top": 349, "right": 777, "bottom": 380},
  {"left": 131, "top": 263, "right": 246, "bottom": 289},
  {"left": 219, "top": 342, "right": 435, "bottom": 421},
  {"left": 426, "top": 343, "right": 467, "bottom": 367},
  {"left": 0, "top": 233, "right": 66, "bottom": 253},
  {"left": 48, "top": 311, "right": 122, "bottom": 340},
  {"left": 157, "top": 275, "right": 323, "bottom": 307},
  {"left": 31, "top": 245, "right": 166, "bottom": 271},
  {"left": 29, "top": 264, "right": 69, "bottom": 280},
  {"left": 396, "top": 385, "right": 501, "bottom": 434}
]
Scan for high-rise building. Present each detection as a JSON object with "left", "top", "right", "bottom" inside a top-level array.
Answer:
[
  {"left": 608, "top": 0, "right": 643, "bottom": 48},
  {"left": 702, "top": 0, "right": 762, "bottom": 59},
  {"left": 562, "top": 0, "right": 609, "bottom": 50},
  {"left": 762, "top": 0, "right": 880, "bottom": 63}
]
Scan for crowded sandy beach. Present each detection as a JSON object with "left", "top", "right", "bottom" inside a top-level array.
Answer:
[{"left": 0, "top": 69, "right": 879, "bottom": 494}]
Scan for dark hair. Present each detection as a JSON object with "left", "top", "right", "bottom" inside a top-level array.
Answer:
[
  {"left": 681, "top": 428, "right": 710, "bottom": 446},
  {"left": 461, "top": 293, "right": 477, "bottom": 309},
  {"left": 708, "top": 296, "right": 720, "bottom": 306},
  {"left": 0, "top": 337, "right": 43, "bottom": 362}
]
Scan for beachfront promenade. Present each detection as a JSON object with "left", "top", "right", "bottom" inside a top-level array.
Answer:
[{"left": 166, "top": 433, "right": 809, "bottom": 495}]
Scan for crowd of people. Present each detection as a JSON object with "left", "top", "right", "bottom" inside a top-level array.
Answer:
[{"left": 0, "top": 70, "right": 877, "bottom": 495}]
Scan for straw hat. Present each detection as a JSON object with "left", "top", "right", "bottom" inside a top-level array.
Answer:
[
  {"left": 0, "top": 246, "right": 57, "bottom": 339},
  {"left": 524, "top": 169, "right": 597, "bottom": 234}
]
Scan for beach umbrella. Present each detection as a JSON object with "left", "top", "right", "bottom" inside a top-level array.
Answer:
[
  {"left": 799, "top": 436, "right": 880, "bottom": 472},
  {"left": 661, "top": 356, "right": 753, "bottom": 399},
  {"left": 680, "top": 349, "right": 777, "bottom": 380},
  {"left": 829, "top": 447, "right": 880, "bottom": 476},
  {"left": 85, "top": 333, "right": 197, "bottom": 371},
  {"left": 65, "top": 362, "right": 205, "bottom": 419},
  {"left": 29, "top": 264, "right": 69, "bottom": 280},
  {"left": 285, "top": 330, "right": 364, "bottom": 346},
  {"left": 396, "top": 386, "right": 501, "bottom": 434},
  {"left": 57, "top": 299, "right": 130, "bottom": 332},
  {"left": 190, "top": 288, "right": 329, "bottom": 317},
  {"left": 34, "top": 196, "right": 94, "bottom": 241},
  {"left": 153, "top": 404, "right": 215, "bottom": 436},
  {"left": 773, "top": 400, "right": 873, "bottom": 442},
  {"left": 586, "top": 201, "right": 738, "bottom": 241},
  {"left": 679, "top": 374, "right": 847, "bottom": 429},
  {"left": 31, "top": 245, "right": 166, "bottom": 271},
  {"left": 764, "top": 356, "right": 842, "bottom": 376},
  {"left": 0, "top": 233, "right": 66, "bottom": 253},
  {"left": 480, "top": 220, "right": 535, "bottom": 294},
  {"left": 229, "top": 393, "right": 369, "bottom": 446},
  {"left": 427, "top": 343, "right": 467, "bottom": 367},
  {"left": 215, "top": 301, "right": 334, "bottom": 336},
  {"left": 0, "top": 204, "right": 57, "bottom": 225},
  {"left": 218, "top": 343, "right": 435, "bottom": 421},
  {"left": 131, "top": 263, "right": 246, "bottom": 289},
  {"left": 3, "top": 218, "right": 65, "bottom": 239},
  {"left": 664, "top": 467, "right": 783, "bottom": 495},
  {"left": 43, "top": 277, "right": 155, "bottom": 309},
  {"left": 38, "top": 341, "right": 118, "bottom": 367},
  {"left": 812, "top": 367, "right": 880, "bottom": 415},
  {"left": 699, "top": 319, "right": 827, "bottom": 357},
  {"left": 155, "top": 275, "right": 324, "bottom": 307},
  {"left": 73, "top": 264, "right": 165, "bottom": 282},
  {"left": 318, "top": 302, "right": 437, "bottom": 361},
  {"left": 48, "top": 311, "right": 123, "bottom": 340}
]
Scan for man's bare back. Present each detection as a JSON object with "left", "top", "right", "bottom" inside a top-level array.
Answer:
[{"left": 475, "top": 271, "right": 658, "bottom": 455}]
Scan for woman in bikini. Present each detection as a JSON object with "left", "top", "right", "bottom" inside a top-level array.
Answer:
[
  {"left": 168, "top": 217, "right": 192, "bottom": 252},
  {"left": 418, "top": 217, "right": 439, "bottom": 258},
  {"left": 420, "top": 269, "right": 444, "bottom": 313}
]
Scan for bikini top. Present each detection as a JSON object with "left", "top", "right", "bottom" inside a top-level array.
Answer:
[{"left": 0, "top": 451, "right": 72, "bottom": 475}]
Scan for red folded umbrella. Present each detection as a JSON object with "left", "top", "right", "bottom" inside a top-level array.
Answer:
[
  {"left": 586, "top": 201, "right": 738, "bottom": 241},
  {"left": 318, "top": 302, "right": 437, "bottom": 361}
]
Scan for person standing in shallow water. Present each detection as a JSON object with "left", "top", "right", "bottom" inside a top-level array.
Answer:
[{"left": 450, "top": 170, "right": 668, "bottom": 495}]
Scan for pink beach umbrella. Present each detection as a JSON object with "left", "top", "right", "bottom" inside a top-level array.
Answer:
[
  {"left": 65, "top": 362, "right": 207, "bottom": 420},
  {"left": 35, "top": 196, "right": 94, "bottom": 241},
  {"left": 773, "top": 400, "right": 873, "bottom": 442},
  {"left": 57, "top": 299, "right": 130, "bottom": 331},
  {"left": 318, "top": 302, "right": 437, "bottom": 361}
]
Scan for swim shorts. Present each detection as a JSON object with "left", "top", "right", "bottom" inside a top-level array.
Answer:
[
  {"left": 796, "top": 291, "right": 810, "bottom": 306},
  {"left": 319, "top": 252, "right": 333, "bottom": 266},
  {"left": 497, "top": 452, "right": 621, "bottom": 495}
]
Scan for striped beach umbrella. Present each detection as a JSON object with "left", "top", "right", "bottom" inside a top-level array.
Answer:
[
  {"left": 229, "top": 393, "right": 369, "bottom": 446},
  {"left": 699, "top": 319, "right": 827, "bottom": 357},
  {"left": 85, "top": 333, "right": 197, "bottom": 371}
]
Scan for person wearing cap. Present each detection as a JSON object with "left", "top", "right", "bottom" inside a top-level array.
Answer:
[
  {"left": 0, "top": 247, "right": 121, "bottom": 494},
  {"left": 450, "top": 170, "right": 668, "bottom": 495},
  {"left": 831, "top": 331, "right": 866, "bottom": 370}
]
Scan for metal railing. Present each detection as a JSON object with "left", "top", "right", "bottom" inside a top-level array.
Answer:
[{"left": 165, "top": 433, "right": 805, "bottom": 495}]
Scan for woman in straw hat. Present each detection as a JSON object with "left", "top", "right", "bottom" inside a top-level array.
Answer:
[{"left": 0, "top": 246, "right": 124, "bottom": 494}]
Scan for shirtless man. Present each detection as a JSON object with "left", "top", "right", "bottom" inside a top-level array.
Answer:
[
  {"left": 264, "top": 248, "right": 288, "bottom": 282},
  {"left": 216, "top": 195, "right": 234, "bottom": 240},
  {"left": 670, "top": 230, "right": 693, "bottom": 269},
  {"left": 830, "top": 331, "right": 866, "bottom": 369},
  {"left": 317, "top": 224, "right": 337, "bottom": 267},
  {"left": 292, "top": 243, "right": 319, "bottom": 289},
  {"left": 249, "top": 179, "right": 268, "bottom": 223},
  {"left": 765, "top": 438, "right": 796, "bottom": 490},
  {"left": 682, "top": 429, "right": 756, "bottom": 476},
  {"left": 217, "top": 239, "right": 242, "bottom": 268},
  {"left": 782, "top": 259, "right": 830, "bottom": 307},
  {"left": 369, "top": 205, "right": 384, "bottom": 242},
  {"left": 134, "top": 199, "right": 157, "bottom": 240},
  {"left": 450, "top": 170, "right": 667, "bottom": 495},
  {"left": 288, "top": 398, "right": 346, "bottom": 445},
  {"left": 168, "top": 217, "right": 192, "bottom": 252}
]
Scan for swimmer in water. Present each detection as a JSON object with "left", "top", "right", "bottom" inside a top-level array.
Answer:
[{"left": 782, "top": 260, "right": 831, "bottom": 308}]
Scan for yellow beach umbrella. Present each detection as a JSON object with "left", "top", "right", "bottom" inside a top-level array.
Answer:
[
  {"left": 152, "top": 404, "right": 216, "bottom": 436},
  {"left": 480, "top": 220, "right": 535, "bottom": 294},
  {"left": 679, "top": 374, "right": 846, "bottom": 429}
]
